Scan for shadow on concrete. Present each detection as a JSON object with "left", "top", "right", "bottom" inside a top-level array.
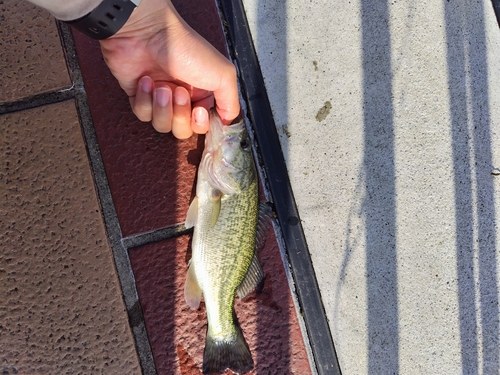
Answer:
[
  {"left": 360, "top": 1, "right": 399, "bottom": 374},
  {"left": 445, "top": 1, "right": 499, "bottom": 374}
]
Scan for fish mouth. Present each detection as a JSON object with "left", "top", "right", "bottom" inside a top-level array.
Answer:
[
  {"left": 207, "top": 109, "right": 246, "bottom": 157},
  {"left": 207, "top": 109, "right": 245, "bottom": 150}
]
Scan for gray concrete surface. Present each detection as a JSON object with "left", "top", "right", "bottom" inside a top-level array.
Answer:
[{"left": 241, "top": 0, "right": 500, "bottom": 373}]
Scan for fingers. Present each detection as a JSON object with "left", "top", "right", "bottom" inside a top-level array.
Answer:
[
  {"left": 130, "top": 76, "right": 153, "bottom": 122},
  {"left": 191, "top": 95, "right": 214, "bottom": 134},
  {"left": 130, "top": 77, "right": 214, "bottom": 138},
  {"left": 191, "top": 107, "right": 209, "bottom": 134},
  {"left": 172, "top": 86, "right": 193, "bottom": 139},
  {"left": 154, "top": 21, "right": 240, "bottom": 125},
  {"left": 152, "top": 86, "right": 173, "bottom": 133},
  {"left": 129, "top": 77, "right": 220, "bottom": 138}
]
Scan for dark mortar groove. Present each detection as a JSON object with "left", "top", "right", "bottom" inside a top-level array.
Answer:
[
  {"left": 0, "top": 89, "right": 76, "bottom": 115},
  {"left": 122, "top": 224, "right": 193, "bottom": 250}
]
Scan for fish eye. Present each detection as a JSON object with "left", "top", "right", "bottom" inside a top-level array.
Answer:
[{"left": 240, "top": 138, "right": 250, "bottom": 150}]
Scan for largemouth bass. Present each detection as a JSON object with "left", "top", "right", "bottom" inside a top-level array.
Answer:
[{"left": 184, "top": 110, "right": 263, "bottom": 374}]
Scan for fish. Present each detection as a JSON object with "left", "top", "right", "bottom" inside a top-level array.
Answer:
[{"left": 184, "top": 109, "right": 264, "bottom": 374}]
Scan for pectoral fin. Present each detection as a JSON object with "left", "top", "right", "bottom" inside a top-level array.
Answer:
[
  {"left": 237, "top": 253, "right": 264, "bottom": 299},
  {"left": 184, "top": 261, "right": 202, "bottom": 309},
  {"left": 185, "top": 197, "right": 198, "bottom": 229}
]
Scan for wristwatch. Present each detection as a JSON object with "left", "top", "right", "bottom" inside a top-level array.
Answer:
[{"left": 64, "top": 0, "right": 142, "bottom": 40}]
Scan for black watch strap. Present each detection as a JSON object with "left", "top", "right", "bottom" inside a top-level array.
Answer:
[{"left": 64, "top": 0, "right": 141, "bottom": 40}]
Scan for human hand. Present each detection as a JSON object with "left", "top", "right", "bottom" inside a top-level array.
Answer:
[{"left": 98, "top": 0, "right": 240, "bottom": 139}]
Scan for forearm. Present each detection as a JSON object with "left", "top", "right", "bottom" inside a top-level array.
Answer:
[{"left": 26, "top": 0, "right": 102, "bottom": 21}]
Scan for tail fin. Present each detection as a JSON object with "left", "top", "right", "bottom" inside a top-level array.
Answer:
[{"left": 202, "top": 323, "right": 253, "bottom": 375}]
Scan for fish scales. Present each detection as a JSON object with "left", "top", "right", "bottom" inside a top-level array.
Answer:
[{"left": 194, "top": 178, "right": 258, "bottom": 337}]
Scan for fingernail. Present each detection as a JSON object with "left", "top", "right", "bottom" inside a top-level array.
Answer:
[
  {"left": 155, "top": 87, "right": 171, "bottom": 107},
  {"left": 194, "top": 107, "right": 208, "bottom": 124},
  {"left": 139, "top": 77, "right": 152, "bottom": 93},
  {"left": 174, "top": 87, "right": 189, "bottom": 105}
]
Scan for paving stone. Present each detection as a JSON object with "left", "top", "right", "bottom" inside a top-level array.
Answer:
[
  {"left": 129, "top": 233, "right": 312, "bottom": 375},
  {"left": 0, "top": 101, "right": 141, "bottom": 375},
  {"left": 0, "top": 0, "right": 71, "bottom": 102}
]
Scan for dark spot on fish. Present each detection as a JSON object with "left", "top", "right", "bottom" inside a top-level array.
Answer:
[
  {"left": 313, "top": 60, "right": 319, "bottom": 71},
  {"left": 316, "top": 101, "right": 332, "bottom": 122}
]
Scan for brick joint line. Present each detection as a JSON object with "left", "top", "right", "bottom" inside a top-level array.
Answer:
[
  {"left": 0, "top": 89, "right": 76, "bottom": 115},
  {"left": 122, "top": 224, "right": 193, "bottom": 250}
]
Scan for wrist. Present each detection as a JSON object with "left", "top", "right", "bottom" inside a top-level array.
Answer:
[{"left": 64, "top": 0, "right": 143, "bottom": 40}]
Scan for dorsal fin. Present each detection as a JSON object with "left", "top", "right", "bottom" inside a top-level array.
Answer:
[{"left": 255, "top": 202, "right": 274, "bottom": 250}]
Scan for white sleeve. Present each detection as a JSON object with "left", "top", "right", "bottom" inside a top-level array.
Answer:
[{"left": 26, "top": 0, "right": 103, "bottom": 21}]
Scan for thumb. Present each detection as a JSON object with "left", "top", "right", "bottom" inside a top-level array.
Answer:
[{"left": 212, "top": 65, "right": 240, "bottom": 125}]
